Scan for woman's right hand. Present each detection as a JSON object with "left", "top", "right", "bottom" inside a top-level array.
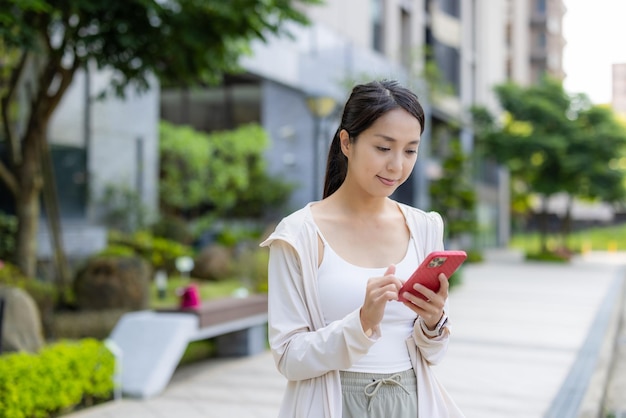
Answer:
[{"left": 359, "top": 264, "right": 403, "bottom": 334}]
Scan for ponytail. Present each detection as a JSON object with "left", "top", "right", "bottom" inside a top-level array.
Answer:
[{"left": 322, "top": 128, "right": 348, "bottom": 198}]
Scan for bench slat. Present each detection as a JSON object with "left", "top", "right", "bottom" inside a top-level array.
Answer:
[{"left": 160, "top": 294, "right": 268, "bottom": 329}]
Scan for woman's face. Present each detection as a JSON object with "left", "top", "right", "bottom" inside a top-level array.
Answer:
[{"left": 340, "top": 108, "right": 421, "bottom": 198}]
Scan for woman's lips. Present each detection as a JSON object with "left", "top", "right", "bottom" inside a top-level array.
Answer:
[{"left": 377, "top": 176, "right": 397, "bottom": 186}]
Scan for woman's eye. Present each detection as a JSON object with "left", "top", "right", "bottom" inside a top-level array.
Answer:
[
  {"left": 377, "top": 146, "right": 390, "bottom": 152},
  {"left": 406, "top": 149, "right": 418, "bottom": 155}
]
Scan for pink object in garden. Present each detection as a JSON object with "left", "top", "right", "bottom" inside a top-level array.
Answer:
[{"left": 179, "top": 284, "right": 201, "bottom": 309}]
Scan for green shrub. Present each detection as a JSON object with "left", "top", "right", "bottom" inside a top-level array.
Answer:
[
  {"left": 465, "top": 249, "right": 484, "bottom": 264},
  {"left": 152, "top": 215, "right": 194, "bottom": 245},
  {"left": 214, "top": 222, "right": 265, "bottom": 247},
  {"left": 97, "top": 244, "right": 135, "bottom": 258},
  {"left": 510, "top": 223, "right": 626, "bottom": 253},
  {"left": 233, "top": 246, "right": 270, "bottom": 293},
  {"left": 159, "top": 121, "right": 294, "bottom": 220},
  {"left": 179, "top": 340, "right": 216, "bottom": 367},
  {"left": 252, "top": 248, "right": 270, "bottom": 293},
  {"left": 52, "top": 310, "right": 127, "bottom": 340},
  {"left": 97, "top": 183, "right": 151, "bottom": 234},
  {"left": 429, "top": 141, "right": 477, "bottom": 243},
  {"left": 0, "top": 261, "right": 57, "bottom": 315},
  {"left": 447, "top": 269, "right": 463, "bottom": 290},
  {"left": 0, "top": 339, "right": 115, "bottom": 418},
  {"left": 107, "top": 230, "right": 194, "bottom": 274},
  {"left": 525, "top": 250, "right": 571, "bottom": 263}
]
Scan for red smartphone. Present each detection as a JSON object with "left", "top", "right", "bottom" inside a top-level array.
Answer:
[{"left": 397, "top": 250, "right": 467, "bottom": 303}]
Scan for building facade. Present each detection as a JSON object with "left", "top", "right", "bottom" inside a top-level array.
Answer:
[
  {"left": 528, "top": 0, "right": 566, "bottom": 83},
  {"left": 502, "top": 0, "right": 567, "bottom": 85},
  {"left": 160, "top": 0, "right": 522, "bottom": 248},
  {"left": 41, "top": 66, "right": 160, "bottom": 258},
  {"left": 613, "top": 63, "right": 626, "bottom": 115}
]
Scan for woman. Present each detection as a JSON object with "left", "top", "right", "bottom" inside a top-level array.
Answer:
[{"left": 261, "top": 80, "right": 464, "bottom": 417}]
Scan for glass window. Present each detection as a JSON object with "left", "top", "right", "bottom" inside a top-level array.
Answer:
[
  {"left": 439, "top": 0, "right": 460, "bottom": 18},
  {"left": 536, "top": 0, "right": 546, "bottom": 13},
  {"left": 372, "top": 0, "right": 384, "bottom": 53},
  {"left": 538, "top": 32, "right": 546, "bottom": 48},
  {"left": 49, "top": 144, "right": 87, "bottom": 219},
  {"left": 160, "top": 75, "right": 262, "bottom": 133},
  {"left": 400, "top": 9, "right": 411, "bottom": 67},
  {"left": 435, "top": 41, "right": 461, "bottom": 96}
]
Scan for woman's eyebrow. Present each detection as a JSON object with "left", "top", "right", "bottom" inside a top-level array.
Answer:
[{"left": 374, "top": 134, "right": 420, "bottom": 145}]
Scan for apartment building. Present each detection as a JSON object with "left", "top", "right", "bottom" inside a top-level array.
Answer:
[
  {"left": 613, "top": 63, "right": 626, "bottom": 115},
  {"left": 159, "top": 0, "right": 519, "bottom": 248},
  {"left": 529, "top": 0, "right": 566, "bottom": 82},
  {"left": 506, "top": 0, "right": 567, "bottom": 85}
]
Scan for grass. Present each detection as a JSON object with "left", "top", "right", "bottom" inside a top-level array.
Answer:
[
  {"left": 509, "top": 222, "right": 626, "bottom": 254},
  {"left": 178, "top": 339, "right": 217, "bottom": 367},
  {"left": 149, "top": 276, "right": 247, "bottom": 309}
]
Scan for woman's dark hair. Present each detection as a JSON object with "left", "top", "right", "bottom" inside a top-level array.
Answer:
[{"left": 322, "top": 80, "right": 425, "bottom": 198}]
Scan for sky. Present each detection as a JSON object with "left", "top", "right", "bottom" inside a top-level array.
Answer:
[{"left": 562, "top": 0, "right": 626, "bottom": 104}]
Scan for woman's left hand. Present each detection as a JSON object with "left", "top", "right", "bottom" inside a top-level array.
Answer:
[{"left": 401, "top": 273, "right": 448, "bottom": 329}]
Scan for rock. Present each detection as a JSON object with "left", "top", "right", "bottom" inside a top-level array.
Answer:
[
  {"left": 0, "top": 286, "right": 45, "bottom": 353},
  {"left": 191, "top": 244, "right": 233, "bottom": 280},
  {"left": 73, "top": 256, "right": 150, "bottom": 311}
]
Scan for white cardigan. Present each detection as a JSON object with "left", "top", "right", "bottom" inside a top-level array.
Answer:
[{"left": 260, "top": 202, "right": 465, "bottom": 418}]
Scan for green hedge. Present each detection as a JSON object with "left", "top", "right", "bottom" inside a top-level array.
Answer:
[
  {"left": 105, "top": 230, "right": 194, "bottom": 274},
  {"left": 0, "top": 339, "right": 115, "bottom": 418}
]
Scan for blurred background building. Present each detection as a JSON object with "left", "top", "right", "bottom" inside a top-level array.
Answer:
[
  {"left": 163, "top": 0, "right": 566, "bottom": 248},
  {"left": 613, "top": 63, "right": 626, "bottom": 115},
  {"left": 2, "top": 0, "right": 568, "bottom": 257}
]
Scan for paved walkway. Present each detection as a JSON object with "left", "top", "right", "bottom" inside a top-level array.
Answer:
[{"left": 67, "top": 251, "right": 626, "bottom": 418}]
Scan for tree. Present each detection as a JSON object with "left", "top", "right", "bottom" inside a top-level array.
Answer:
[
  {"left": 158, "top": 121, "right": 294, "bottom": 222},
  {"left": 429, "top": 140, "right": 477, "bottom": 248},
  {"left": 472, "top": 77, "right": 626, "bottom": 252},
  {"left": 0, "top": 0, "right": 319, "bottom": 277},
  {"left": 561, "top": 100, "right": 626, "bottom": 239}
]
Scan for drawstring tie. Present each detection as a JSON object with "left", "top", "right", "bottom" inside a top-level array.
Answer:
[{"left": 363, "top": 373, "right": 411, "bottom": 411}]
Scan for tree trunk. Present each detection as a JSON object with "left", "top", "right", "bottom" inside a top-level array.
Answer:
[
  {"left": 8, "top": 47, "right": 78, "bottom": 280},
  {"left": 539, "top": 195, "right": 549, "bottom": 253},
  {"left": 40, "top": 136, "right": 72, "bottom": 301},
  {"left": 561, "top": 195, "right": 574, "bottom": 250},
  {"left": 15, "top": 135, "right": 43, "bottom": 277}
]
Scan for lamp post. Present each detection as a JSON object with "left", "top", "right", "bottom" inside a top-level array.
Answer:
[{"left": 306, "top": 95, "right": 337, "bottom": 200}]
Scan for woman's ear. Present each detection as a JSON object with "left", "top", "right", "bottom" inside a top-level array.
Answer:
[{"left": 339, "top": 129, "right": 351, "bottom": 157}]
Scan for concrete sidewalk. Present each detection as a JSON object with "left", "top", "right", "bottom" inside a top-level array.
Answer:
[{"left": 67, "top": 251, "right": 626, "bottom": 418}]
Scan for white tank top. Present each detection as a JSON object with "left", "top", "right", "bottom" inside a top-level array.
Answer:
[{"left": 316, "top": 228, "right": 419, "bottom": 373}]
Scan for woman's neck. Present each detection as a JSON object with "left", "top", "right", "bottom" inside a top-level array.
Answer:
[{"left": 327, "top": 186, "right": 394, "bottom": 218}]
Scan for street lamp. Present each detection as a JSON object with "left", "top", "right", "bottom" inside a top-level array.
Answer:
[{"left": 306, "top": 95, "right": 337, "bottom": 200}]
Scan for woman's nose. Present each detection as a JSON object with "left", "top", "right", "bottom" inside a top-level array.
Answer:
[{"left": 387, "top": 152, "right": 403, "bottom": 171}]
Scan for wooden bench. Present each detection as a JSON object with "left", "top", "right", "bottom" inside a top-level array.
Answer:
[
  {"left": 108, "top": 294, "right": 268, "bottom": 398},
  {"left": 160, "top": 293, "right": 268, "bottom": 356}
]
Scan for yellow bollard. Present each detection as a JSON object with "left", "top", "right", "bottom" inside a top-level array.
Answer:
[{"left": 608, "top": 240, "right": 617, "bottom": 253}]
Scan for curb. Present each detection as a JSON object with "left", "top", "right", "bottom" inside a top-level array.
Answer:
[{"left": 545, "top": 266, "right": 626, "bottom": 418}]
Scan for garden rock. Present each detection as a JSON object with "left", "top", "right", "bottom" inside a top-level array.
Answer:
[
  {"left": 73, "top": 256, "right": 150, "bottom": 311},
  {"left": 0, "top": 286, "right": 45, "bottom": 353},
  {"left": 192, "top": 244, "right": 233, "bottom": 280}
]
